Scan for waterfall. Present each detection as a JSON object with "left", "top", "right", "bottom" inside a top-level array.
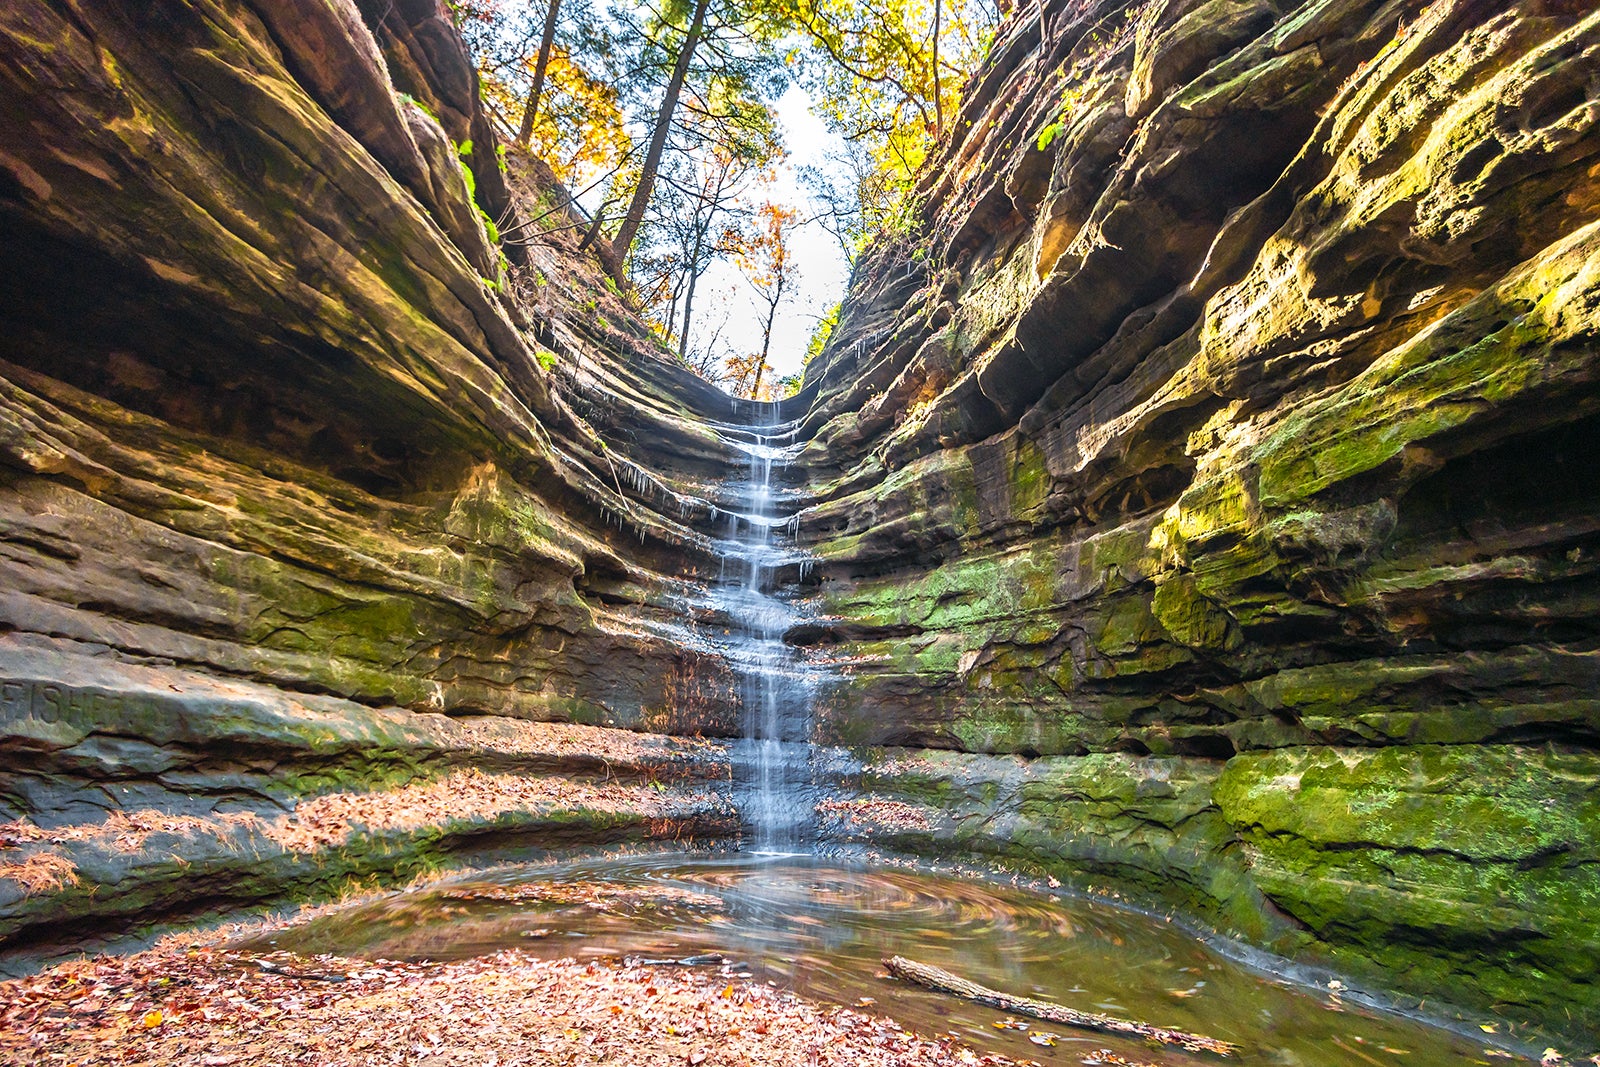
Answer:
[{"left": 718, "top": 399, "right": 815, "bottom": 853}]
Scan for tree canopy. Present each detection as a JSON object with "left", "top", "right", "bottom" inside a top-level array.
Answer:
[{"left": 449, "top": 0, "right": 1000, "bottom": 393}]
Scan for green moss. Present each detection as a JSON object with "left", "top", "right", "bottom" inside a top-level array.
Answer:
[
  {"left": 1254, "top": 279, "right": 1582, "bottom": 510},
  {"left": 1215, "top": 745, "right": 1600, "bottom": 1021},
  {"left": 1092, "top": 594, "right": 1161, "bottom": 656},
  {"left": 1151, "top": 573, "right": 1240, "bottom": 651},
  {"left": 1009, "top": 439, "right": 1051, "bottom": 516},
  {"left": 822, "top": 542, "right": 1060, "bottom": 632}
]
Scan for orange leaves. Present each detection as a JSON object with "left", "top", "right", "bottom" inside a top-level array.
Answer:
[
  {"left": 0, "top": 851, "right": 79, "bottom": 896},
  {"left": 0, "top": 810, "right": 259, "bottom": 856},
  {"left": 815, "top": 795, "right": 934, "bottom": 832},
  {"left": 735, "top": 201, "right": 802, "bottom": 290},
  {"left": 262, "top": 769, "right": 732, "bottom": 854},
  {"left": 1, "top": 944, "right": 1034, "bottom": 1067}
]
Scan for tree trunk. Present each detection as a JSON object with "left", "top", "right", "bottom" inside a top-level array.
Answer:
[
  {"left": 750, "top": 271, "right": 784, "bottom": 399},
  {"left": 609, "top": 0, "right": 711, "bottom": 278},
  {"left": 678, "top": 265, "right": 701, "bottom": 362},
  {"left": 883, "top": 957, "right": 1240, "bottom": 1057},
  {"left": 516, "top": 0, "right": 563, "bottom": 147},
  {"left": 931, "top": 0, "right": 943, "bottom": 132}
]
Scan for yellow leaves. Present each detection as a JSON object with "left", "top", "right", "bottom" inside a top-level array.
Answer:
[
  {"left": 532, "top": 48, "right": 631, "bottom": 186},
  {"left": 141, "top": 1009, "right": 163, "bottom": 1029}
]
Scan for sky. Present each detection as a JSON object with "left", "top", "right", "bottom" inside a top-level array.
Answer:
[{"left": 683, "top": 85, "right": 853, "bottom": 383}]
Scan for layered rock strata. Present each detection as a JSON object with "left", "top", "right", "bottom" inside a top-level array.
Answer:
[
  {"left": 1, "top": 0, "right": 1597, "bottom": 1042},
  {"left": 0, "top": 0, "right": 750, "bottom": 958},
  {"left": 792, "top": 0, "right": 1600, "bottom": 1034}
]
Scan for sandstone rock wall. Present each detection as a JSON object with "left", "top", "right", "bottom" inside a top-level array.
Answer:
[
  {"left": 1, "top": 0, "right": 1597, "bottom": 1040},
  {"left": 0, "top": 0, "right": 749, "bottom": 960},
  {"left": 795, "top": 0, "right": 1600, "bottom": 1033}
]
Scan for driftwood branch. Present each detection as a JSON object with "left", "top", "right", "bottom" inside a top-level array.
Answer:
[{"left": 882, "top": 956, "right": 1239, "bottom": 1057}]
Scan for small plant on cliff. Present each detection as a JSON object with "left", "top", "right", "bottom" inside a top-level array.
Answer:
[
  {"left": 805, "top": 300, "right": 840, "bottom": 363},
  {"left": 397, "top": 92, "right": 437, "bottom": 121},
  {"left": 1036, "top": 86, "right": 1085, "bottom": 151}
]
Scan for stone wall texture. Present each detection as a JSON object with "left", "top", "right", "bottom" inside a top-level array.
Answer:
[
  {"left": 1, "top": 0, "right": 1597, "bottom": 1039},
  {"left": 792, "top": 0, "right": 1600, "bottom": 1034}
]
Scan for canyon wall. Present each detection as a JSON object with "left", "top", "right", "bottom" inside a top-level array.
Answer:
[
  {"left": 1, "top": 0, "right": 1597, "bottom": 1042},
  {"left": 0, "top": 0, "right": 751, "bottom": 960},
  {"left": 795, "top": 0, "right": 1600, "bottom": 1034}
]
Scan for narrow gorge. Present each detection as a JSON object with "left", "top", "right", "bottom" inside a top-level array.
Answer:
[{"left": 1, "top": 0, "right": 1597, "bottom": 1061}]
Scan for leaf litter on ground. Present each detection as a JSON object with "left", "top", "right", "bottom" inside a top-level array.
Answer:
[{"left": 0, "top": 944, "right": 1043, "bottom": 1066}]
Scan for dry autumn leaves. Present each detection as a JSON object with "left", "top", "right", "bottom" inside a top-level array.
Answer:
[
  {"left": 0, "top": 766, "right": 733, "bottom": 899},
  {"left": 0, "top": 944, "right": 1040, "bottom": 1067}
]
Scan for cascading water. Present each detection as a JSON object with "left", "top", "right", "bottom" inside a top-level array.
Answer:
[{"left": 716, "top": 399, "right": 817, "bottom": 853}]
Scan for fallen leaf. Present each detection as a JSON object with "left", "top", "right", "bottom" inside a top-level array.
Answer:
[{"left": 141, "top": 1009, "right": 163, "bottom": 1029}]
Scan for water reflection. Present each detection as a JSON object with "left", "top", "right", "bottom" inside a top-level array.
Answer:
[{"left": 238, "top": 853, "right": 1509, "bottom": 1066}]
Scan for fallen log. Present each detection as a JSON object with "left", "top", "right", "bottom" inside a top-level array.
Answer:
[{"left": 882, "top": 956, "right": 1239, "bottom": 1057}]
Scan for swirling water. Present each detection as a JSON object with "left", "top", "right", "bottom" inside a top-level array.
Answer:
[{"left": 245, "top": 853, "right": 1505, "bottom": 1067}]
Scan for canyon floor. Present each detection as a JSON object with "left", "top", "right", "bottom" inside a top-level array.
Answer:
[{"left": 0, "top": 937, "right": 1037, "bottom": 1067}]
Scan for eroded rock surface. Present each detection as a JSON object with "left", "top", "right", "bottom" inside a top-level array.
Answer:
[
  {"left": 792, "top": 0, "right": 1600, "bottom": 1033},
  {"left": 0, "top": 0, "right": 747, "bottom": 956},
  {"left": 1, "top": 0, "right": 1597, "bottom": 1041}
]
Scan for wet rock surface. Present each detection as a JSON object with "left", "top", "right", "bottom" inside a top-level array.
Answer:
[
  {"left": 791, "top": 0, "right": 1600, "bottom": 1035},
  {"left": 1, "top": 0, "right": 1598, "bottom": 1042},
  {"left": 0, "top": 0, "right": 751, "bottom": 964}
]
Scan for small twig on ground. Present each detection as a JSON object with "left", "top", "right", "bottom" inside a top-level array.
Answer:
[{"left": 247, "top": 957, "right": 349, "bottom": 983}]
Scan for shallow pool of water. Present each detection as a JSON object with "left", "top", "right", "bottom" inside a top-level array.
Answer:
[{"left": 240, "top": 853, "right": 1514, "bottom": 1066}]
